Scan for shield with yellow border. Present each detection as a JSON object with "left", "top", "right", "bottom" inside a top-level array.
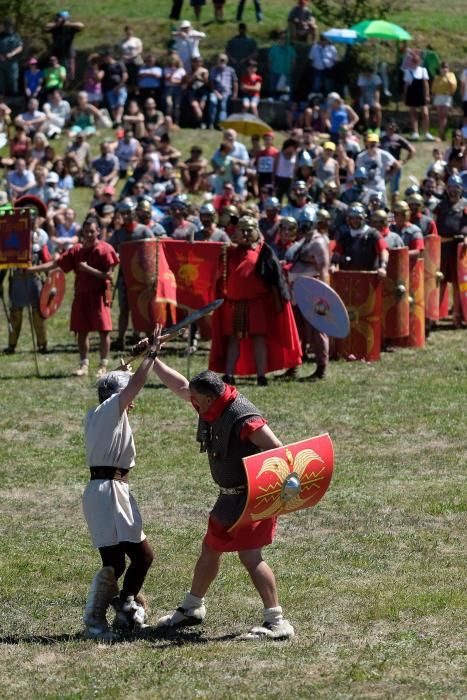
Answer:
[
  {"left": 393, "top": 257, "right": 425, "bottom": 348},
  {"left": 331, "top": 271, "right": 383, "bottom": 361},
  {"left": 229, "top": 434, "right": 334, "bottom": 531},
  {"left": 382, "top": 247, "right": 410, "bottom": 339},
  {"left": 457, "top": 242, "right": 467, "bottom": 322},
  {"left": 424, "top": 235, "right": 442, "bottom": 322}
]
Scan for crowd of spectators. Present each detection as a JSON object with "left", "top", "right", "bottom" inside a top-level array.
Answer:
[{"left": 0, "top": 2, "right": 466, "bottom": 358}]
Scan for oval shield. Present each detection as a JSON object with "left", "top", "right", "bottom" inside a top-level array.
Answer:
[
  {"left": 294, "top": 276, "right": 350, "bottom": 338},
  {"left": 39, "top": 268, "right": 66, "bottom": 318}
]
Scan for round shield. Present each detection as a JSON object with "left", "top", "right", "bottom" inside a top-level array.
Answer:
[
  {"left": 294, "top": 276, "right": 350, "bottom": 338},
  {"left": 39, "top": 268, "right": 66, "bottom": 318}
]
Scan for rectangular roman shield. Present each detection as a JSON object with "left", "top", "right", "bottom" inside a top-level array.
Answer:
[
  {"left": 119, "top": 239, "right": 177, "bottom": 332},
  {"left": 230, "top": 434, "right": 334, "bottom": 531},
  {"left": 331, "top": 270, "right": 383, "bottom": 361},
  {"left": 382, "top": 247, "right": 410, "bottom": 339},
  {"left": 0, "top": 210, "right": 32, "bottom": 269},
  {"left": 424, "top": 235, "right": 442, "bottom": 322},
  {"left": 457, "top": 242, "right": 467, "bottom": 322},
  {"left": 393, "top": 257, "right": 425, "bottom": 348}
]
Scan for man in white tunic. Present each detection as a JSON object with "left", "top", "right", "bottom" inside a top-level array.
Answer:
[{"left": 82, "top": 331, "right": 161, "bottom": 639}]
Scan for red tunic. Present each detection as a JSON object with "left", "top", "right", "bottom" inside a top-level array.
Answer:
[
  {"left": 209, "top": 243, "right": 302, "bottom": 375},
  {"left": 58, "top": 241, "right": 119, "bottom": 332}
]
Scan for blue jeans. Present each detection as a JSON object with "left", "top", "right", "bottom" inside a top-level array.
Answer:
[
  {"left": 208, "top": 93, "right": 230, "bottom": 127},
  {"left": 236, "top": 0, "right": 263, "bottom": 21},
  {"left": 390, "top": 169, "right": 401, "bottom": 194}
]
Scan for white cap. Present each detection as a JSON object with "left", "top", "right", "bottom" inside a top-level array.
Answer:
[
  {"left": 179, "top": 20, "right": 191, "bottom": 29},
  {"left": 46, "top": 172, "right": 59, "bottom": 184}
]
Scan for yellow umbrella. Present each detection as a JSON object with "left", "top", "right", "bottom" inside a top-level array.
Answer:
[{"left": 219, "top": 113, "right": 273, "bottom": 137}]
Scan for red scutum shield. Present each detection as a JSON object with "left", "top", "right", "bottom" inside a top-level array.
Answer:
[
  {"left": 457, "top": 243, "right": 467, "bottom": 322},
  {"left": 424, "top": 235, "right": 442, "bottom": 322},
  {"left": 382, "top": 247, "right": 410, "bottom": 338},
  {"left": 0, "top": 210, "right": 32, "bottom": 269},
  {"left": 331, "top": 271, "right": 383, "bottom": 361},
  {"left": 394, "top": 257, "right": 425, "bottom": 348},
  {"left": 230, "top": 434, "right": 334, "bottom": 531}
]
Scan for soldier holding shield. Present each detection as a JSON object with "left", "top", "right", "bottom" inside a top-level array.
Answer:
[{"left": 150, "top": 363, "right": 295, "bottom": 640}]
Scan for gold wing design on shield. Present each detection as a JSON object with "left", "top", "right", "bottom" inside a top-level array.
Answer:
[{"left": 251, "top": 448, "right": 326, "bottom": 520}]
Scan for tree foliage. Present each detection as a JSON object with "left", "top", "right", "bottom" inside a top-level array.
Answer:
[
  {"left": 0, "top": 0, "right": 51, "bottom": 52},
  {"left": 311, "top": 0, "right": 407, "bottom": 28}
]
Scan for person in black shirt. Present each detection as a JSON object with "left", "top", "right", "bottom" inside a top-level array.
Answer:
[{"left": 45, "top": 11, "right": 84, "bottom": 81}]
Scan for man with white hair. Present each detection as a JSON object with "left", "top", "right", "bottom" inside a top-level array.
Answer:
[{"left": 80, "top": 328, "right": 162, "bottom": 639}]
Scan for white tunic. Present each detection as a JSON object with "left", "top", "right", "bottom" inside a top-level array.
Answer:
[{"left": 82, "top": 394, "right": 145, "bottom": 548}]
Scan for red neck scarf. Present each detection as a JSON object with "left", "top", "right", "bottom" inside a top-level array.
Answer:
[{"left": 199, "top": 384, "right": 238, "bottom": 423}]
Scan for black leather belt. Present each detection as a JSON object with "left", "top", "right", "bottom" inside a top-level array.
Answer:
[{"left": 90, "top": 467, "right": 129, "bottom": 482}]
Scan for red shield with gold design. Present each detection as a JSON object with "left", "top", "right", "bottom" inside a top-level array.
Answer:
[
  {"left": 424, "top": 235, "right": 442, "bottom": 321},
  {"left": 394, "top": 257, "right": 425, "bottom": 348},
  {"left": 230, "top": 434, "right": 334, "bottom": 531},
  {"left": 39, "top": 268, "right": 66, "bottom": 318},
  {"left": 331, "top": 271, "right": 382, "bottom": 361},
  {"left": 382, "top": 247, "right": 410, "bottom": 338},
  {"left": 0, "top": 210, "right": 32, "bottom": 269},
  {"left": 457, "top": 242, "right": 467, "bottom": 322},
  {"left": 119, "top": 239, "right": 177, "bottom": 332}
]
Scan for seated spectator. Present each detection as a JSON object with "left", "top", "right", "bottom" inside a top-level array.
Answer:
[
  {"left": 357, "top": 66, "right": 382, "bottom": 130},
  {"left": 268, "top": 31, "right": 296, "bottom": 99},
  {"left": 308, "top": 34, "right": 338, "bottom": 95},
  {"left": 172, "top": 20, "right": 206, "bottom": 74},
  {"left": 240, "top": 60, "right": 262, "bottom": 116},
  {"left": 91, "top": 140, "right": 119, "bottom": 187},
  {"left": 143, "top": 97, "right": 172, "bottom": 137},
  {"left": 431, "top": 61, "right": 457, "bottom": 141},
  {"left": 158, "top": 162, "right": 181, "bottom": 197},
  {"left": 226, "top": 23, "right": 257, "bottom": 79},
  {"left": 303, "top": 97, "right": 326, "bottom": 132},
  {"left": 211, "top": 142, "right": 235, "bottom": 194},
  {"left": 137, "top": 53, "right": 163, "bottom": 106},
  {"left": 208, "top": 53, "right": 238, "bottom": 129},
  {"left": 122, "top": 99, "right": 145, "bottom": 139},
  {"left": 213, "top": 181, "right": 238, "bottom": 212},
  {"left": 157, "top": 133, "right": 181, "bottom": 166},
  {"left": 380, "top": 120, "right": 416, "bottom": 195},
  {"left": 83, "top": 53, "right": 104, "bottom": 106},
  {"left": 53, "top": 158, "right": 74, "bottom": 194},
  {"left": 69, "top": 91, "right": 101, "bottom": 137},
  {"left": 23, "top": 57, "right": 43, "bottom": 99},
  {"left": 288, "top": 0, "right": 317, "bottom": 44},
  {"left": 30, "top": 132, "right": 49, "bottom": 171},
  {"left": 120, "top": 25, "right": 143, "bottom": 92},
  {"left": 426, "top": 147, "right": 447, "bottom": 177},
  {"left": 180, "top": 146, "right": 208, "bottom": 193},
  {"left": 43, "top": 55, "right": 66, "bottom": 94},
  {"left": 45, "top": 170, "right": 69, "bottom": 208},
  {"left": 185, "top": 56, "right": 209, "bottom": 128},
  {"left": 286, "top": 100, "right": 308, "bottom": 130},
  {"left": 7, "top": 157, "right": 36, "bottom": 199},
  {"left": 163, "top": 52, "right": 186, "bottom": 125},
  {"left": 115, "top": 128, "right": 143, "bottom": 177},
  {"left": 14, "top": 98, "right": 46, "bottom": 137},
  {"left": 101, "top": 49, "right": 128, "bottom": 127},
  {"left": 28, "top": 165, "right": 48, "bottom": 201},
  {"left": 50, "top": 207, "right": 81, "bottom": 252},
  {"left": 65, "top": 132, "right": 92, "bottom": 185},
  {"left": 43, "top": 88, "right": 71, "bottom": 139}
]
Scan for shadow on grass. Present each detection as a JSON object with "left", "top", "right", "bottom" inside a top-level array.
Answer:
[{"left": 0, "top": 628, "right": 238, "bottom": 648}]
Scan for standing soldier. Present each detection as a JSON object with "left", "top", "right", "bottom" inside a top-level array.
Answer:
[
  {"left": 407, "top": 192, "right": 438, "bottom": 237},
  {"left": 331, "top": 204, "right": 389, "bottom": 275},
  {"left": 371, "top": 209, "right": 404, "bottom": 249},
  {"left": 109, "top": 199, "right": 155, "bottom": 351},
  {"left": 390, "top": 201, "right": 425, "bottom": 257},
  {"left": 434, "top": 175, "right": 467, "bottom": 327},
  {"left": 3, "top": 198, "right": 51, "bottom": 355}
]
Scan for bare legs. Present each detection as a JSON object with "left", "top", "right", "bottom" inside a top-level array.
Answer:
[
  {"left": 190, "top": 541, "right": 279, "bottom": 609},
  {"left": 225, "top": 333, "right": 267, "bottom": 377}
]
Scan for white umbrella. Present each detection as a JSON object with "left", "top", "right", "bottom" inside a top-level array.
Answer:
[{"left": 322, "top": 28, "right": 366, "bottom": 45}]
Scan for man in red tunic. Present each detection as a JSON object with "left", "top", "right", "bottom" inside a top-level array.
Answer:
[
  {"left": 209, "top": 215, "right": 301, "bottom": 386},
  {"left": 32, "top": 216, "right": 119, "bottom": 376}
]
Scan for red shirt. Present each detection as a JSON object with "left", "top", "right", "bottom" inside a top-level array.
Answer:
[
  {"left": 226, "top": 244, "right": 269, "bottom": 300},
  {"left": 58, "top": 240, "right": 118, "bottom": 294},
  {"left": 255, "top": 146, "right": 279, "bottom": 175},
  {"left": 240, "top": 72, "right": 262, "bottom": 98}
]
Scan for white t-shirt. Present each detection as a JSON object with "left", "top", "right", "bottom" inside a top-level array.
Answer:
[
  {"left": 85, "top": 393, "right": 136, "bottom": 469},
  {"left": 121, "top": 36, "right": 143, "bottom": 62},
  {"left": 403, "top": 66, "right": 429, "bottom": 84}
]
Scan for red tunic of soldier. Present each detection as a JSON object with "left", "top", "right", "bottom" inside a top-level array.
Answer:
[{"left": 209, "top": 216, "right": 302, "bottom": 385}]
